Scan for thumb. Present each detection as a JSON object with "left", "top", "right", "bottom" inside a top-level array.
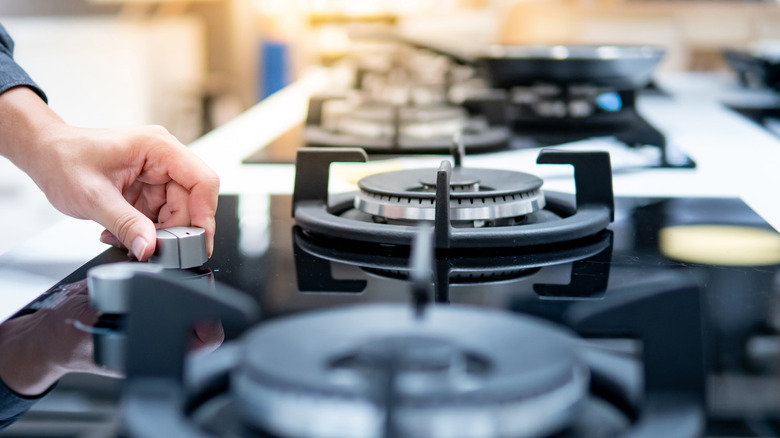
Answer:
[{"left": 92, "top": 192, "right": 157, "bottom": 261}]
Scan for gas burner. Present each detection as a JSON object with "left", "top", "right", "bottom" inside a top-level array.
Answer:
[
  {"left": 293, "top": 226, "right": 614, "bottom": 300},
  {"left": 306, "top": 97, "right": 510, "bottom": 154},
  {"left": 229, "top": 305, "right": 593, "bottom": 438},
  {"left": 292, "top": 147, "right": 614, "bottom": 248},
  {"left": 463, "top": 86, "right": 675, "bottom": 165},
  {"left": 354, "top": 167, "right": 544, "bottom": 226},
  {"left": 360, "top": 80, "right": 451, "bottom": 106},
  {"left": 115, "top": 227, "right": 704, "bottom": 438},
  {"left": 324, "top": 102, "right": 469, "bottom": 140},
  {"left": 241, "top": 41, "right": 694, "bottom": 169},
  {"left": 300, "top": 41, "right": 510, "bottom": 155},
  {"left": 508, "top": 83, "right": 624, "bottom": 119}
]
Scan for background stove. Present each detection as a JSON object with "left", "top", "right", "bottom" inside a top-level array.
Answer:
[
  {"left": 244, "top": 41, "right": 694, "bottom": 169},
  {"left": 723, "top": 47, "right": 780, "bottom": 138}
]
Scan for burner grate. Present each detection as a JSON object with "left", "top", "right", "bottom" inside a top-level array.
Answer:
[{"left": 292, "top": 147, "right": 613, "bottom": 249}]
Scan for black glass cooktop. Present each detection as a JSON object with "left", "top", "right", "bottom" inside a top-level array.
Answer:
[{"left": 11, "top": 193, "right": 780, "bottom": 437}]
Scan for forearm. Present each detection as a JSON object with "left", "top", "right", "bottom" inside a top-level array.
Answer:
[
  {"left": 0, "top": 86, "right": 64, "bottom": 175},
  {"left": 0, "top": 312, "right": 65, "bottom": 397},
  {"left": 0, "top": 347, "right": 63, "bottom": 397}
]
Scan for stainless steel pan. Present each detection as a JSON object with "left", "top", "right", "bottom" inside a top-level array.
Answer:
[
  {"left": 723, "top": 47, "right": 780, "bottom": 90},
  {"left": 392, "top": 36, "right": 665, "bottom": 89},
  {"left": 479, "top": 45, "right": 665, "bottom": 89}
]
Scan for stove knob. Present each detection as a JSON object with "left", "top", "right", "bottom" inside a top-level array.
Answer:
[
  {"left": 150, "top": 227, "right": 208, "bottom": 269},
  {"left": 87, "top": 263, "right": 165, "bottom": 314}
]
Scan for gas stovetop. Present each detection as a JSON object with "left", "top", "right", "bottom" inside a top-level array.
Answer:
[
  {"left": 20, "top": 146, "right": 780, "bottom": 437},
  {"left": 243, "top": 41, "right": 695, "bottom": 169}
]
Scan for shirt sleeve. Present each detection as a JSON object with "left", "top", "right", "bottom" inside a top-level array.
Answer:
[
  {"left": 0, "top": 22, "right": 47, "bottom": 102},
  {"left": 0, "top": 374, "right": 48, "bottom": 430}
]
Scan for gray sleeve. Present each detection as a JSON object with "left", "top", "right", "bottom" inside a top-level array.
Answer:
[
  {"left": 0, "top": 374, "right": 49, "bottom": 430},
  {"left": 0, "top": 22, "right": 47, "bottom": 102}
]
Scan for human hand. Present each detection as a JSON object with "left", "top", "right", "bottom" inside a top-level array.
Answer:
[
  {"left": 34, "top": 123, "right": 220, "bottom": 261},
  {"left": 0, "top": 87, "right": 219, "bottom": 260},
  {"left": 0, "top": 279, "right": 226, "bottom": 396},
  {"left": 0, "top": 280, "right": 119, "bottom": 396}
]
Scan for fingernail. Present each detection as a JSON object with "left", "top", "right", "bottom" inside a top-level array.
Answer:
[{"left": 131, "top": 237, "right": 148, "bottom": 261}]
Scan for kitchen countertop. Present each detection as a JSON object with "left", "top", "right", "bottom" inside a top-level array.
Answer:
[{"left": 0, "top": 68, "right": 778, "bottom": 322}]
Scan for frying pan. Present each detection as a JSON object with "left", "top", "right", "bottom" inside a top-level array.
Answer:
[
  {"left": 723, "top": 48, "right": 780, "bottom": 91},
  {"left": 479, "top": 45, "right": 665, "bottom": 89},
  {"left": 392, "top": 36, "right": 665, "bottom": 89}
]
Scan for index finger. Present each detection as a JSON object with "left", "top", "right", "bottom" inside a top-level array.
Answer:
[{"left": 146, "top": 139, "right": 220, "bottom": 256}]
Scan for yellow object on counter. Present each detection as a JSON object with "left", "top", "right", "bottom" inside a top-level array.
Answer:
[{"left": 659, "top": 225, "right": 780, "bottom": 266}]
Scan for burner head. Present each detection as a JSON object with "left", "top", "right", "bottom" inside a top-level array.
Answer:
[
  {"left": 354, "top": 167, "right": 545, "bottom": 225},
  {"left": 231, "top": 304, "right": 588, "bottom": 438},
  {"left": 364, "top": 81, "right": 450, "bottom": 106},
  {"left": 328, "top": 103, "right": 469, "bottom": 140},
  {"left": 329, "top": 335, "right": 491, "bottom": 394}
]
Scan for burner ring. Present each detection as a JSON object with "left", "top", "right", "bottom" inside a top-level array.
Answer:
[
  {"left": 355, "top": 189, "right": 544, "bottom": 222},
  {"left": 356, "top": 168, "right": 545, "bottom": 222},
  {"left": 296, "top": 191, "right": 610, "bottom": 248},
  {"left": 232, "top": 304, "right": 589, "bottom": 438},
  {"left": 358, "top": 168, "right": 543, "bottom": 198},
  {"left": 349, "top": 104, "right": 468, "bottom": 123},
  {"left": 334, "top": 104, "right": 470, "bottom": 140}
]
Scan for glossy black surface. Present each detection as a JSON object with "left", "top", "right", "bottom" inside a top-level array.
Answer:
[
  {"left": 204, "top": 194, "right": 776, "bottom": 319},
  {"left": 12, "top": 192, "right": 780, "bottom": 437},
  {"left": 210, "top": 194, "right": 779, "bottom": 430}
]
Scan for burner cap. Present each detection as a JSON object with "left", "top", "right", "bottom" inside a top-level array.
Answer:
[
  {"left": 232, "top": 304, "right": 588, "bottom": 438},
  {"left": 352, "top": 105, "right": 467, "bottom": 123},
  {"left": 355, "top": 168, "right": 545, "bottom": 222},
  {"left": 418, "top": 172, "right": 481, "bottom": 188},
  {"left": 331, "top": 103, "right": 470, "bottom": 140}
]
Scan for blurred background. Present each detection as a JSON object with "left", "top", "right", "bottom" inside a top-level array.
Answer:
[
  {"left": 5, "top": 0, "right": 780, "bottom": 141},
  {"left": 2, "top": 0, "right": 780, "bottom": 253},
  {"left": 2, "top": 2, "right": 780, "bottom": 436}
]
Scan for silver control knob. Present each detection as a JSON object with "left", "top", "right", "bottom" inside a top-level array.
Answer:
[
  {"left": 87, "top": 263, "right": 165, "bottom": 314},
  {"left": 150, "top": 227, "right": 209, "bottom": 269}
]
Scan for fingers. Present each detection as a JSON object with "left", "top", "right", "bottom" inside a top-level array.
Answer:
[
  {"left": 157, "top": 181, "right": 190, "bottom": 226},
  {"left": 97, "top": 126, "right": 219, "bottom": 258},
  {"left": 101, "top": 182, "right": 172, "bottom": 250},
  {"left": 157, "top": 180, "right": 217, "bottom": 257},
  {"left": 132, "top": 129, "right": 219, "bottom": 256},
  {"left": 99, "top": 179, "right": 216, "bottom": 258},
  {"left": 188, "top": 181, "right": 219, "bottom": 257},
  {"left": 99, "top": 229, "right": 122, "bottom": 248},
  {"left": 170, "top": 171, "right": 218, "bottom": 257},
  {"left": 190, "top": 320, "right": 225, "bottom": 353},
  {"left": 124, "top": 180, "right": 166, "bottom": 220},
  {"left": 91, "top": 188, "right": 158, "bottom": 261},
  {"left": 147, "top": 140, "right": 219, "bottom": 257}
]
